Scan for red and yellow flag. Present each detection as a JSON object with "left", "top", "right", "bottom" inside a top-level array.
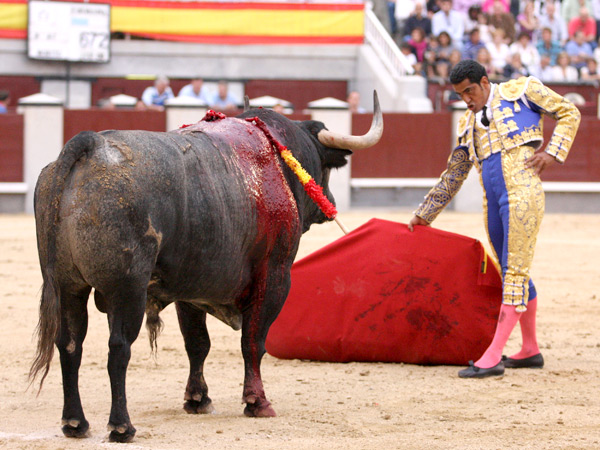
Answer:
[{"left": 0, "top": 0, "right": 364, "bottom": 44}]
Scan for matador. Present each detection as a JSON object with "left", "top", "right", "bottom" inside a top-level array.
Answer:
[{"left": 408, "top": 60, "right": 581, "bottom": 378}]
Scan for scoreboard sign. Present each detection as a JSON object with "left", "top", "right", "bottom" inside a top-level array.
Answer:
[{"left": 28, "top": 0, "right": 110, "bottom": 63}]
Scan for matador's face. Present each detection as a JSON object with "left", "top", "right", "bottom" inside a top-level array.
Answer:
[{"left": 452, "top": 76, "right": 491, "bottom": 113}]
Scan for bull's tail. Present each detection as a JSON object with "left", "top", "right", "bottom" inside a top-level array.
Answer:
[
  {"left": 29, "top": 131, "right": 104, "bottom": 391},
  {"left": 146, "top": 300, "right": 164, "bottom": 358}
]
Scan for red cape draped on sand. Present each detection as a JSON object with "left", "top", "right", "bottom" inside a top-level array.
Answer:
[{"left": 266, "top": 218, "right": 503, "bottom": 365}]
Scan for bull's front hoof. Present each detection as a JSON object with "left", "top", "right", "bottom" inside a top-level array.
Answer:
[
  {"left": 61, "top": 418, "right": 90, "bottom": 438},
  {"left": 184, "top": 397, "right": 215, "bottom": 415},
  {"left": 243, "top": 398, "right": 276, "bottom": 418},
  {"left": 107, "top": 423, "right": 136, "bottom": 443}
]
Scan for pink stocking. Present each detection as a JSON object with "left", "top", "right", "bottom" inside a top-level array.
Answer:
[
  {"left": 509, "top": 297, "right": 540, "bottom": 359},
  {"left": 475, "top": 304, "right": 522, "bottom": 368}
]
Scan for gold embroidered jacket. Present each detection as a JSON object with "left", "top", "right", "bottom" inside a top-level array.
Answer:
[{"left": 414, "top": 76, "right": 581, "bottom": 223}]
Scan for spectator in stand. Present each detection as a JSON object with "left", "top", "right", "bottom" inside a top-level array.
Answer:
[
  {"left": 178, "top": 78, "right": 211, "bottom": 104},
  {"left": 432, "top": 0, "right": 465, "bottom": 50},
  {"left": 395, "top": 0, "right": 419, "bottom": 42},
  {"left": 565, "top": 30, "right": 594, "bottom": 68},
  {"left": 534, "top": 54, "right": 556, "bottom": 81},
  {"left": 477, "top": 9, "right": 493, "bottom": 43},
  {"left": 448, "top": 48, "right": 463, "bottom": 71},
  {"left": 551, "top": 52, "right": 580, "bottom": 81},
  {"left": 488, "top": 0, "right": 517, "bottom": 43},
  {"left": 347, "top": 91, "right": 366, "bottom": 113},
  {"left": 140, "top": 75, "right": 174, "bottom": 111},
  {"left": 426, "top": 0, "right": 440, "bottom": 15},
  {"left": 400, "top": 42, "right": 419, "bottom": 72},
  {"left": 482, "top": 0, "right": 508, "bottom": 13},
  {"left": 503, "top": 53, "right": 531, "bottom": 78},
  {"left": 436, "top": 48, "right": 463, "bottom": 80},
  {"left": 422, "top": 47, "right": 442, "bottom": 79},
  {"left": 580, "top": 56, "right": 600, "bottom": 79},
  {"left": 517, "top": 0, "right": 540, "bottom": 40},
  {"left": 592, "top": 0, "right": 600, "bottom": 40},
  {"left": 537, "top": 27, "right": 563, "bottom": 66},
  {"left": 405, "top": 2, "right": 432, "bottom": 40},
  {"left": 487, "top": 28, "right": 512, "bottom": 75},
  {"left": 463, "top": 28, "right": 487, "bottom": 60},
  {"left": 408, "top": 27, "right": 429, "bottom": 63},
  {"left": 452, "top": 0, "right": 480, "bottom": 17},
  {"left": 433, "top": 31, "right": 457, "bottom": 64},
  {"left": 464, "top": 4, "right": 482, "bottom": 35},
  {"left": 476, "top": 46, "right": 498, "bottom": 78},
  {"left": 562, "top": 0, "right": 594, "bottom": 27},
  {"left": 385, "top": 0, "right": 396, "bottom": 36},
  {"left": 568, "top": 7, "right": 597, "bottom": 44},
  {"left": 209, "top": 80, "right": 240, "bottom": 112},
  {"left": 510, "top": 31, "right": 541, "bottom": 73},
  {"left": 539, "top": 0, "right": 569, "bottom": 45},
  {"left": 582, "top": 56, "right": 600, "bottom": 78},
  {"left": 594, "top": 37, "right": 600, "bottom": 63},
  {"left": 0, "top": 90, "right": 9, "bottom": 114}
]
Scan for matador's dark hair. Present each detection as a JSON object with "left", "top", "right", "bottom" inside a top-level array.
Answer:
[{"left": 449, "top": 60, "right": 488, "bottom": 85}]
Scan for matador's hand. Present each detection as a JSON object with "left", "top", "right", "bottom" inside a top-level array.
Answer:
[
  {"left": 408, "top": 216, "right": 429, "bottom": 232},
  {"left": 525, "top": 151, "right": 556, "bottom": 176}
]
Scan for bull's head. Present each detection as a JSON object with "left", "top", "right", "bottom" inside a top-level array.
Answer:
[
  {"left": 296, "top": 91, "right": 383, "bottom": 231},
  {"left": 240, "top": 91, "right": 383, "bottom": 233}
]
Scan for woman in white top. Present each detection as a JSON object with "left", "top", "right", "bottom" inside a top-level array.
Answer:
[
  {"left": 509, "top": 31, "right": 541, "bottom": 73},
  {"left": 551, "top": 52, "right": 579, "bottom": 82},
  {"left": 486, "top": 28, "right": 511, "bottom": 76}
]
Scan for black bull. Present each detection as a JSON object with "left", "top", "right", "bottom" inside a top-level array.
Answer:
[{"left": 30, "top": 97, "right": 382, "bottom": 442}]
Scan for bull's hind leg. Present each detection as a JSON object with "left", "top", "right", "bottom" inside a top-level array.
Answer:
[
  {"left": 103, "top": 284, "right": 147, "bottom": 443},
  {"left": 175, "top": 302, "right": 214, "bottom": 414},
  {"left": 240, "top": 265, "right": 291, "bottom": 418},
  {"left": 57, "top": 285, "right": 92, "bottom": 438}
]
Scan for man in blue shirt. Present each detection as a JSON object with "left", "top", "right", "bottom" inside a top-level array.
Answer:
[
  {"left": 536, "top": 27, "right": 564, "bottom": 65},
  {"left": 0, "top": 90, "right": 9, "bottom": 114},
  {"left": 178, "top": 78, "right": 211, "bottom": 105},
  {"left": 209, "top": 80, "right": 240, "bottom": 112},
  {"left": 140, "top": 76, "right": 174, "bottom": 111},
  {"left": 432, "top": 0, "right": 465, "bottom": 49},
  {"left": 565, "top": 30, "right": 594, "bottom": 68},
  {"left": 463, "top": 28, "right": 486, "bottom": 60}
]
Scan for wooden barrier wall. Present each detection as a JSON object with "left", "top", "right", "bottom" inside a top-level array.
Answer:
[
  {"left": 351, "top": 112, "right": 453, "bottom": 178},
  {"left": 0, "top": 113, "right": 24, "bottom": 182},
  {"left": 352, "top": 112, "right": 600, "bottom": 182},
  {"left": 63, "top": 109, "right": 167, "bottom": 144},
  {"left": 1, "top": 110, "right": 598, "bottom": 184},
  {"left": 543, "top": 116, "right": 600, "bottom": 182}
]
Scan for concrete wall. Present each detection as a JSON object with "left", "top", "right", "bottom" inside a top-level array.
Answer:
[{"left": 0, "top": 39, "right": 359, "bottom": 81}]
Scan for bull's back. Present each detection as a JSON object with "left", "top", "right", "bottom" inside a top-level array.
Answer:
[{"left": 47, "top": 127, "right": 300, "bottom": 299}]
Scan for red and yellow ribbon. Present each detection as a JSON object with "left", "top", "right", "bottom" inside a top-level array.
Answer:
[{"left": 245, "top": 116, "right": 337, "bottom": 219}]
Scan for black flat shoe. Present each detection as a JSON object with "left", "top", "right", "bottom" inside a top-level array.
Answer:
[
  {"left": 458, "top": 360, "right": 505, "bottom": 378},
  {"left": 502, "top": 353, "right": 544, "bottom": 369}
]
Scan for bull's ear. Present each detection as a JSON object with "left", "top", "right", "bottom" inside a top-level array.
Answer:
[{"left": 322, "top": 147, "right": 352, "bottom": 169}]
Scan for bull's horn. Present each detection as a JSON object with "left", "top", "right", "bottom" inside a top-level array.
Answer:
[
  {"left": 317, "top": 90, "right": 383, "bottom": 150},
  {"left": 243, "top": 95, "right": 250, "bottom": 112}
]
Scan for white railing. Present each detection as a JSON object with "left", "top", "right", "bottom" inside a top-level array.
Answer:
[{"left": 363, "top": 4, "right": 414, "bottom": 78}]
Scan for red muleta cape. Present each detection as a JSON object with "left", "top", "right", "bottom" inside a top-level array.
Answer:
[{"left": 266, "top": 218, "right": 502, "bottom": 365}]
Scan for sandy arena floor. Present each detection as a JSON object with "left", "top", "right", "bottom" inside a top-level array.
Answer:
[{"left": 0, "top": 210, "right": 599, "bottom": 450}]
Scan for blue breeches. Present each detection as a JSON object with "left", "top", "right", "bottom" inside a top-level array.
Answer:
[{"left": 480, "top": 149, "right": 543, "bottom": 309}]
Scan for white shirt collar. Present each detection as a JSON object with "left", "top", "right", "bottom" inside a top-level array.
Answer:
[{"left": 477, "top": 83, "right": 496, "bottom": 127}]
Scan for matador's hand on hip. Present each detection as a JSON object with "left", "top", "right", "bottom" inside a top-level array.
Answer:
[{"left": 525, "top": 151, "right": 556, "bottom": 176}]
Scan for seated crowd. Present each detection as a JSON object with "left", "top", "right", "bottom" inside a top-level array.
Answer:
[
  {"left": 137, "top": 77, "right": 241, "bottom": 112},
  {"left": 391, "top": 0, "right": 600, "bottom": 83}
]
